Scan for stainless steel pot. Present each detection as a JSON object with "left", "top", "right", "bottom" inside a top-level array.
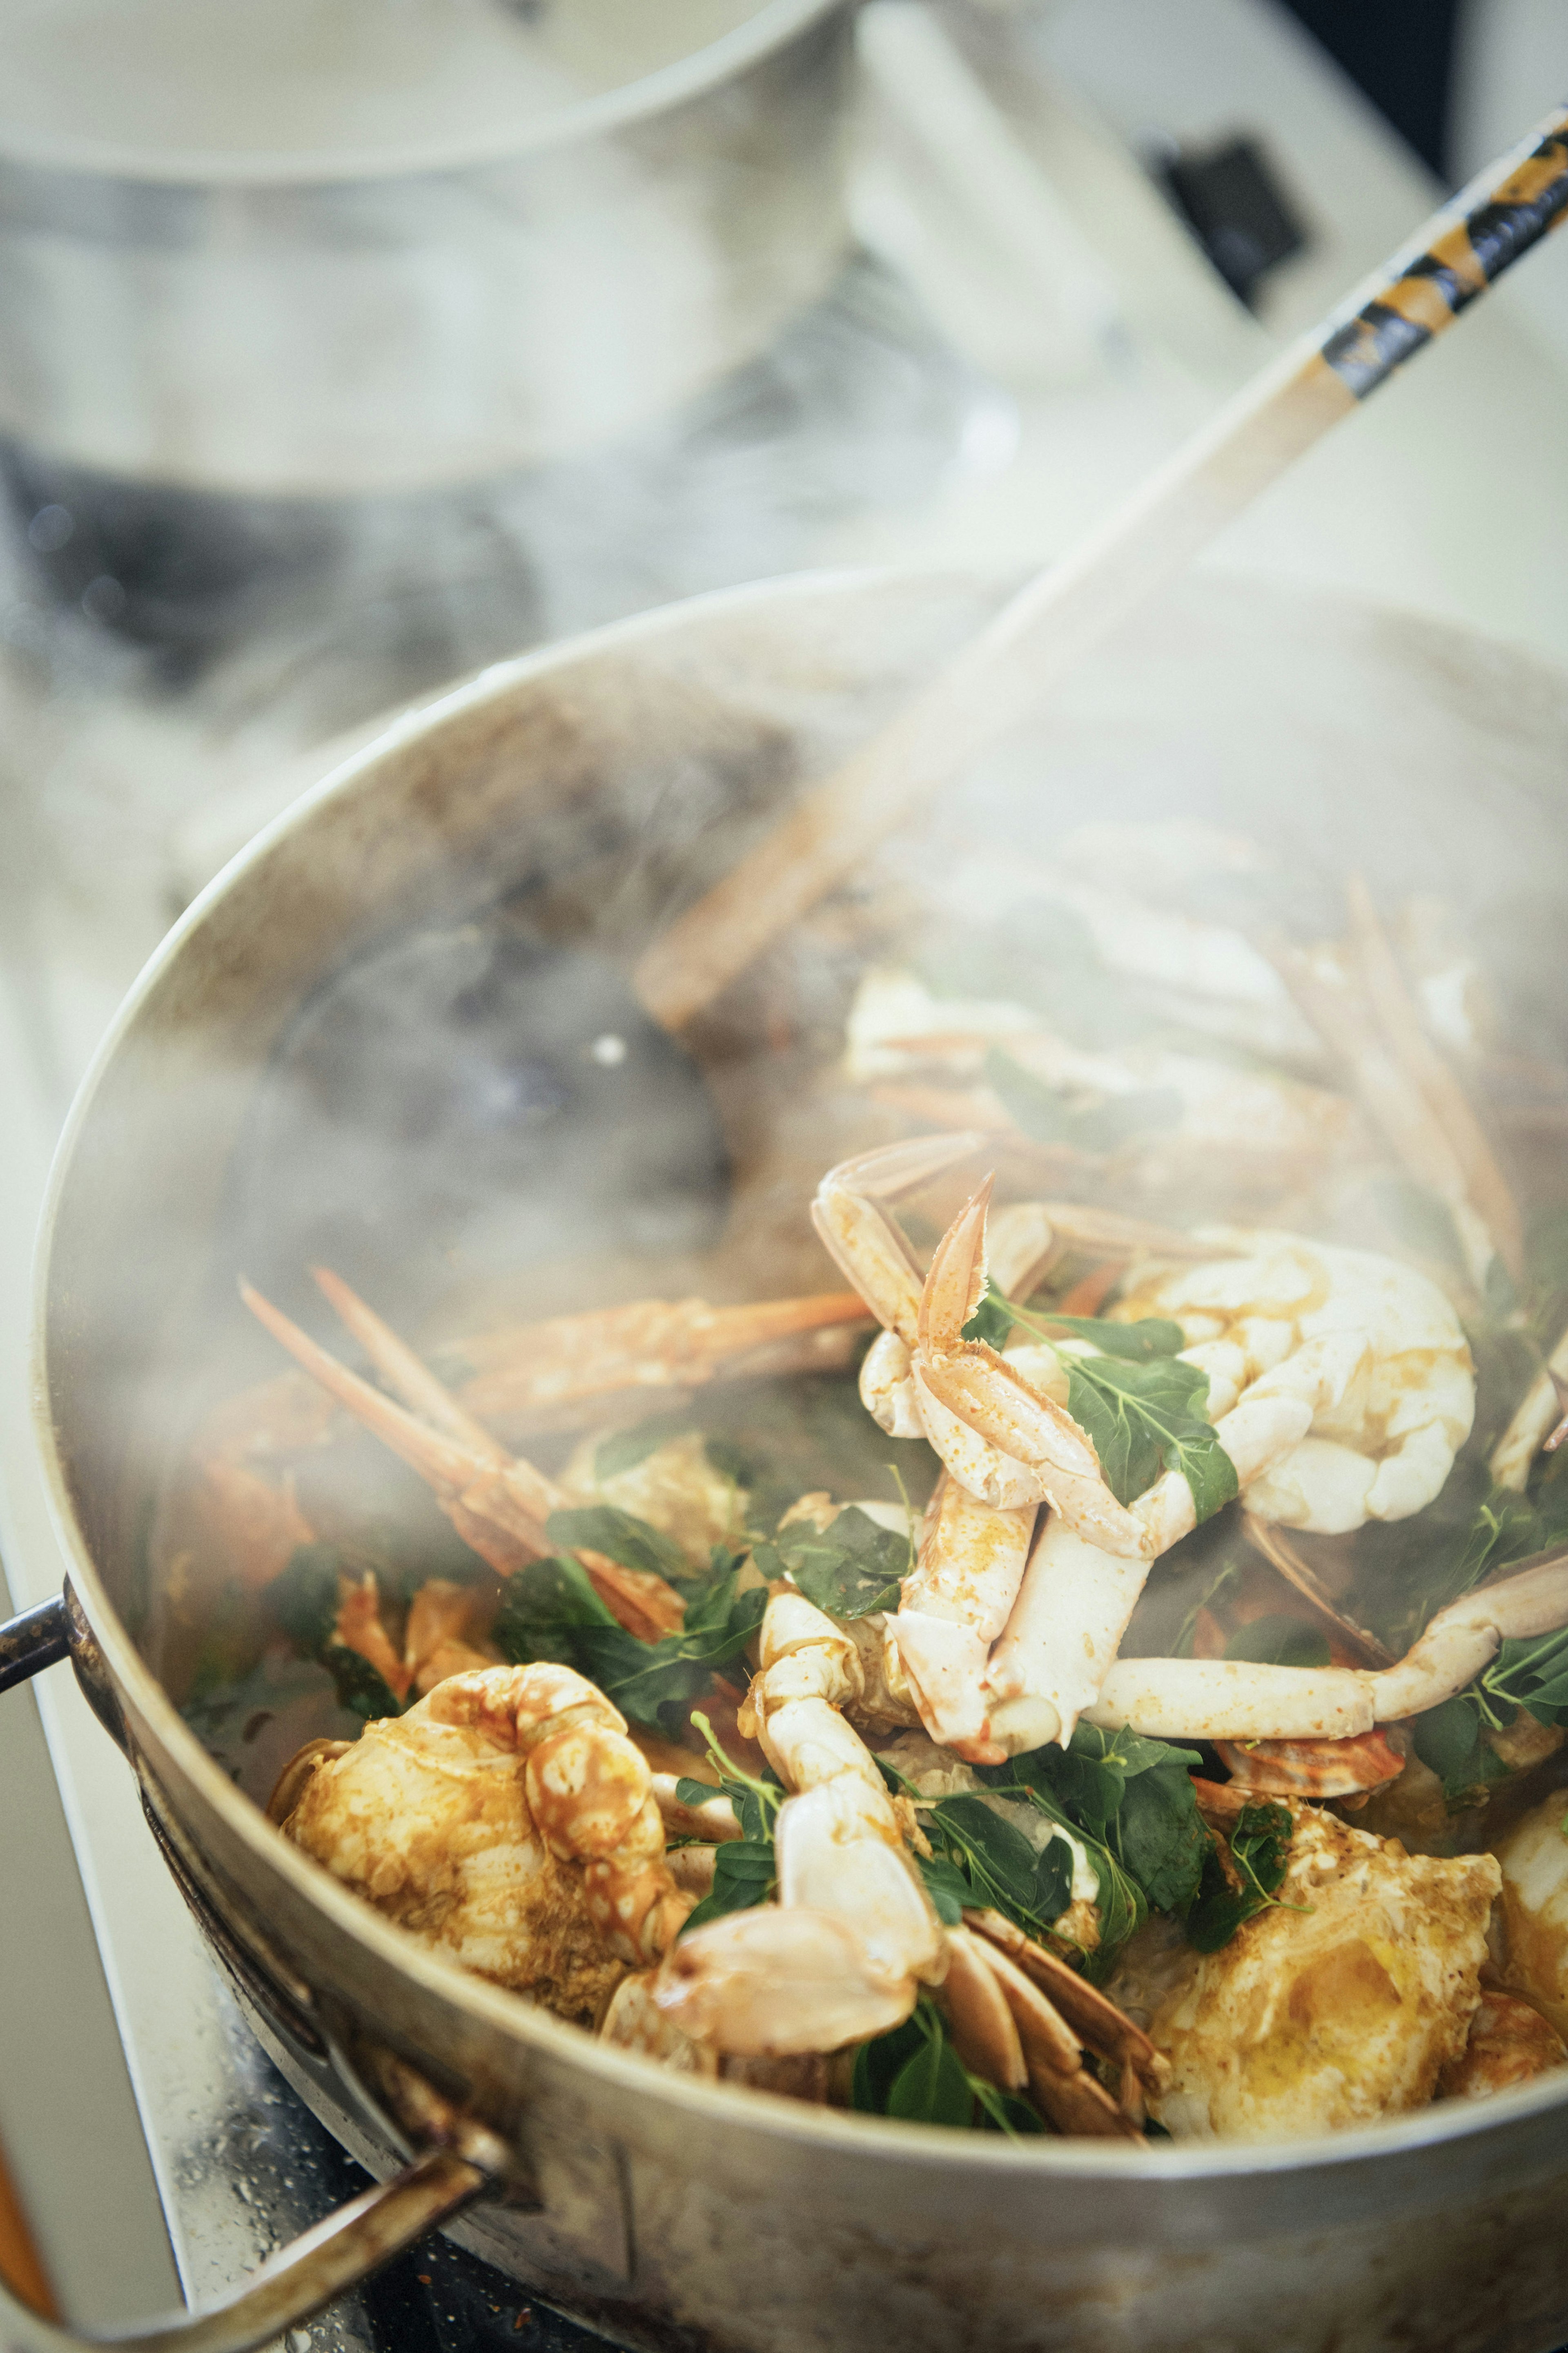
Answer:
[
  {"left": 14, "top": 565, "right": 1568, "bottom": 2353},
  {"left": 0, "top": 0, "right": 853, "bottom": 497}
]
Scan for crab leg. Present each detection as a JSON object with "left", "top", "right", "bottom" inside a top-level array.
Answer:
[
  {"left": 653, "top": 1587, "right": 1148, "bottom": 2129},
  {"left": 1212, "top": 1729, "right": 1406, "bottom": 1798},
  {"left": 1082, "top": 1543, "right": 1568, "bottom": 1740},
  {"left": 655, "top": 1587, "right": 946, "bottom": 2056},
  {"left": 984, "top": 1515, "right": 1152, "bottom": 1754},
  {"left": 887, "top": 1474, "right": 1038, "bottom": 1762},
  {"left": 454, "top": 1289, "right": 874, "bottom": 1437},
  {"left": 240, "top": 1281, "right": 685, "bottom": 1639},
  {"left": 1490, "top": 1317, "right": 1568, "bottom": 1491}
]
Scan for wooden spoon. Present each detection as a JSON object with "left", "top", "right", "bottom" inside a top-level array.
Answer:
[{"left": 634, "top": 108, "right": 1568, "bottom": 1032}]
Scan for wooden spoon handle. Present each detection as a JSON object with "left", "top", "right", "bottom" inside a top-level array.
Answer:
[{"left": 634, "top": 109, "right": 1568, "bottom": 1034}]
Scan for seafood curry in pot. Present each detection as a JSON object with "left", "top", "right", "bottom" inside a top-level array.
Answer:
[{"left": 151, "top": 798, "right": 1568, "bottom": 2148}]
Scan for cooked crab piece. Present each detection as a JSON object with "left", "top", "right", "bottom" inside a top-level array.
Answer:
[
  {"left": 1143, "top": 1806, "right": 1499, "bottom": 2140},
  {"left": 1438, "top": 1991, "right": 1567, "bottom": 2099},
  {"left": 275, "top": 1663, "right": 692, "bottom": 2025},
  {"left": 1268, "top": 883, "right": 1521, "bottom": 1290},
  {"left": 402, "top": 1577, "right": 499, "bottom": 1699},
  {"left": 1084, "top": 1545, "right": 1568, "bottom": 1741},
  {"left": 447, "top": 1291, "right": 873, "bottom": 1440},
  {"left": 1212, "top": 1730, "right": 1406, "bottom": 1801},
  {"left": 241, "top": 1278, "right": 686, "bottom": 1640},
  {"left": 890, "top": 1473, "right": 1037, "bottom": 1764},
  {"left": 650, "top": 1590, "right": 1147, "bottom": 2132},
  {"left": 1494, "top": 1790, "right": 1568, "bottom": 2040},
  {"left": 842, "top": 968, "right": 1355, "bottom": 1177}
]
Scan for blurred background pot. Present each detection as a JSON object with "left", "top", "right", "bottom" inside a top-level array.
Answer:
[
  {"left": 0, "top": 0, "right": 855, "bottom": 497},
  {"left": 0, "top": 0, "right": 857, "bottom": 688}
]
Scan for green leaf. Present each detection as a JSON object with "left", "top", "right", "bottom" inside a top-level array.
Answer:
[
  {"left": 679, "top": 1840, "right": 775, "bottom": 1933},
  {"left": 687, "top": 1711, "right": 786, "bottom": 1845},
  {"left": 1002, "top": 1726, "right": 1208, "bottom": 1925},
  {"left": 591, "top": 1574, "right": 765, "bottom": 1724},
  {"left": 1116, "top": 1766, "right": 1209, "bottom": 1916},
  {"left": 1031, "top": 1836, "right": 1075, "bottom": 1924},
  {"left": 1490, "top": 1626, "right": 1568, "bottom": 1726},
  {"left": 916, "top": 1852, "right": 972, "bottom": 1926},
  {"left": 546, "top": 1505, "right": 692, "bottom": 1585},
  {"left": 963, "top": 1291, "right": 1015, "bottom": 1350},
  {"left": 673, "top": 1776, "right": 720, "bottom": 1811},
  {"left": 1223, "top": 1615, "right": 1332, "bottom": 1669},
  {"left": 1411, "top": 1693, "right": 1512, "bottom": 1805},
  {"left": 852, "top": 1997, "right": 1049, "bottom": 2136},
  {"left": 1065, "top": 1353, "right": 1238, "bottom": 1519},
  {"left": 851, "top": 2015, "right": 924, "bottom": 2114},
  {"left": 971, "top": 2080, "right": 1047, "bottom": 2137},
  {"left": 984, "top": 1047, "right": 1182, "bottom": 1155},
  {"left": 593, "top": 1412, "right": 698, "bottom": 1483},
  {"left": 923, "top": 1795, "right": 1042, "bottom": 1916},
  {"left": 492, "top": 1556, "right": 763, "bottom": 1728},
  {"left": 263, "top": 1544, "right": 409, "bottom": 1721},
  {"left": 1187, "top": 1801, "right": 1294, "bottom": 1952},
  {"left": 760, "top": 1505, "right": 912, "bottom": 1621},
  {"left": 886, "top": 2025, "right": 975, "bottom": 2128},
  {"left": 961, "top": 1287, "right": 1184, "bottom": 1364},
  {"left": 492, "top": 1554, "right": 620, "bottom": 1669},
  {"left": 321, "top": 1642, "right": 403, "bottom": 1724}
]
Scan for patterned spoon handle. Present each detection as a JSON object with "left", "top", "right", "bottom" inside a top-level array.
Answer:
[
  {"left": 635, "top": 109, "right": 1568, "bottom": 1034},
  {"left": 1322, "top": 111, "right": 1568, "bottom": 398}
]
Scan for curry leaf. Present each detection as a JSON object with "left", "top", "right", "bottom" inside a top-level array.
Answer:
[
  {"left": 1010, "top": 1726, "right": 1208, "bottom": 1920},
  {"left": 321, "top": 1642, "right": 402, "bottom": 1724},
  {"left": 1490, "top": 1626, "right": 1568, "bottom": 1725},
  {"left": 492, "top": 1556, "right": 762, "bottom": 1728},
  {"left": 1411, "top": 1694, "right": 1511, "bottom": 1804},
  {"left": 680, "top": 1840, "right": 776, "bottom": 1933},
  {"left": 915, "top": 1853, "right": 971, "bottom": 1926},
  {"left": 753, "top": 1505, "right": 912, "bottom": 1621},
  {"left": 853, "top": 1998, "right": 1029, "bottom": 2133},
  {"left": 1065, "top": 1353, "right": 1238, "bottom": 1520},
  {"left": 886, "top": 2021, "right": 975, "bottom": 2128},
  {"left": 1187, "top": 1801, "right": 1294, "bottom": 1952},
  {"left": 962, "top": 1289, "right": 1184, "bottom": 1363},
  {"left": 687, "top": 1711, "right": 785, "bottom": 1845},
  {"left": 267, "top": 1543, "right": 350, "bottom": 1655},
  {"left": 546, "top": 1505, "right": 692, "bottom": 1585}
]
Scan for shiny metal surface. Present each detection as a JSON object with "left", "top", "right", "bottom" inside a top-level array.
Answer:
[
  {"left": 29, "top": 566, "right": 1568, "bottom": 2353},
  {"left": 0, "top": 0, "right": 853, "bottom": 495}
]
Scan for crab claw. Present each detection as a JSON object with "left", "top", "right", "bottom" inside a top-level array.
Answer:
[{"left": 653, "top": 1907, "right": 915, "bottom": 2056}]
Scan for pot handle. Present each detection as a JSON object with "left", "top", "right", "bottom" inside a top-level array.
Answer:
[
  {"left": 0, "top": 1591, "right": 504, "bottom": 2353},
  {"left": 0, "top": 2148, "right": 491, "bottom": 2353}
]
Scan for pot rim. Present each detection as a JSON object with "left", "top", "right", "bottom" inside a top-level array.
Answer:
[
  {"left": 31, "top": 558, "right": 1568, "bottom": 2187},
  {"left": 0, "top": 0, "right": 845, "bottom": 191}
]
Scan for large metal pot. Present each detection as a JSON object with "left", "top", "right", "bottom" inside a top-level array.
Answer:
[
  {"left": 13, "top": 565, "right": 1568, "bottom": 2353},
  {"left": 0, "top": 0, "right": 853, "bottom": 497}
]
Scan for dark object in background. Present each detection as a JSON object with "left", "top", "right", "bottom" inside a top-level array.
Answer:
[
  {"left": 1280, "top": 0, "right": 1463, "bottom": 180},
  {"left": 1158, "top": 134, "right": 1310, "bottom": 307}
]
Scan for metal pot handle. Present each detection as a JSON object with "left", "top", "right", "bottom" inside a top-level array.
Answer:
[{"left": 0, "top": 1591, "right": 502, "bottom": 2353}]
